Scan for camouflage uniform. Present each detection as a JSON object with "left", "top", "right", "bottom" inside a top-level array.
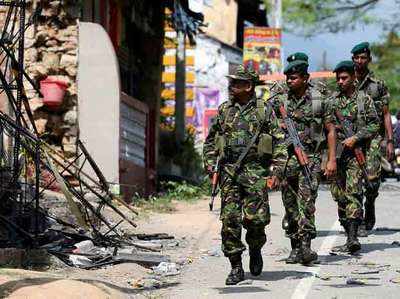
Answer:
[
  {"left": 272, "top": 84, "right": 333, "bottom": 241},
  {"left": 203, "top": 96, "right": 287, "bottom": 257},
  {"left": 329, "top": 90, "right": 380, "bottom": 227},
  {"left": 356, "top": 72, "right": 390, "bottom": 206}
]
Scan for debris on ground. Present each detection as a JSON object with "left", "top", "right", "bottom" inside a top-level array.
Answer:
[
  {"left": 238, "top": 280, "right": 253, "bottom": 285},
  {"left": 391, "top": 241, "right": 400, "bottom": 246},
  {"left": 152, "top": 262, "right": 180, "bottom": 276},
  {"left": 346, "top": 278, "right": 366, "bottom": 285},
  {"left": 314, "top": 274, "right": 346, "bottom": 281},
  {"left": 134, "top": 233, "right": 175, "bottom": 241},
  {"left": 351, "top": 270, "right": 380, "bottom": 275},
  {"left": 390, "top": 277, "right": 400, "bottom": 284}
]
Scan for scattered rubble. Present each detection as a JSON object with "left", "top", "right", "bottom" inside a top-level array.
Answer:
[
  {"left": 390, "top": 277, "right": 400, "bottom": 284},
  {"left": 152, "top": 262, "right": 180, "bottom": 276},
  {"left": 346, "top": 278, "right": 365, "bottom": 285},
  {"left": 351, "top": 269, "right": 380, "bottom": 275},
  {"left": 391, "top": 241, "right": 400, "bottom": 246}
]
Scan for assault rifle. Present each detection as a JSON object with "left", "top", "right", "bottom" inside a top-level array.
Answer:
[
  {"left": 209, "top": 156, "right": 220, "bottom": 211},
  {"left": 278, "top": 105, "right": 314, "bottom": 190},
  {"left": 335, "top": 110, "right": 373, "bottom": 189}
]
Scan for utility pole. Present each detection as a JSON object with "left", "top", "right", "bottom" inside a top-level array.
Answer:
[
  {"left": 267, "top": 0, "right": 282, "bottom": 28},
  {"left": 267, "top": 0, "right": 284, "bottom": 69},
  {"left": 175, "top": 29, "right": 186, "bottom": 147}
]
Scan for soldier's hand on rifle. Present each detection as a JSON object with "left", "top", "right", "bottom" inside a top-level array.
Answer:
[
  {"left": 343, "top": 136, "right": 357, "bottom": 149},
  {"left": 324, "top": 159, "right": 337, "bottom": 178},
  {"left": 267, "top": 176, "right": 280, "bottom": 190}
]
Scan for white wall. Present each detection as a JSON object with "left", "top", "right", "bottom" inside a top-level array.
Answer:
[
  {"left": 78, "top": 22, "right": 120, "bottom": 183},
  {"left": 195, "top": 34, "right": 242, "bottom": 103}
]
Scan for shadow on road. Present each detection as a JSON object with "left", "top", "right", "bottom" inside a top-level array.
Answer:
[
  {"left": 250, "top": 270, "right": 313, "bottom": 281},
  {"left": 214, "top": 286, "right": 269, "bottom": 294},
  {"left": 368, "top": 227, "right": 400, "bottom": 236},
  {"left": 316, "top": 230, "right": 343, "bottom": 238},
  {"left": 327, "top": 283, "right": 381, "bottom": 288},
  {"left": 360, "top": 242, "right": 400, "bottom": 254},
  {"left": 318, "top": 253, "right": 357, "bottom": 264}
]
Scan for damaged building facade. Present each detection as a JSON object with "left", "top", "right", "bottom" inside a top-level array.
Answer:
[{"left": 0, "top": 0, "right": 167, "bottom": 199}]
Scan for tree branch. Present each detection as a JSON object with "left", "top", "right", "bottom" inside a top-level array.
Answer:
[{"left": 335, "top": 0, "right": 380, "bottom": 11}]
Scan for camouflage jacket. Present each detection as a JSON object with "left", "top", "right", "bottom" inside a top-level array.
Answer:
[
  {"left": 271, "top": 84, "right": 334, "bottom": 155},
  {"left": 203, "top": 95, "right": 287, "bottom": 177},
  {"left": 356, "top": 71, "right": 390, "bottom": 136},
  {"left": 330, "top": 90, "right": 379, "bottom": 145}
]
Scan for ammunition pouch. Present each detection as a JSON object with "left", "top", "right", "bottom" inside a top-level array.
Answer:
[{"left": 257, "top": 133, "right": 273, "bottom": 157}]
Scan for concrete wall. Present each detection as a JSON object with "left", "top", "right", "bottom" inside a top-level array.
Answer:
[
  {"left": 195, "top": 34, "right": 242, "bottom": 103},
  {"left": 78, "top": 22, "right": 120, "bottom": 183},
  {"left": 202, "top": 0, "right": 238, "bottom": 46}
]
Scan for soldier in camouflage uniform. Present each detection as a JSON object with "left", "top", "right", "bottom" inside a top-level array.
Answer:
[
  {"left": 279, "top": 52, "right": 309, "bottom": 232},
  {"left": 203, "top": 65, "right": 287, "bottom": 285},
  {"left": 329, "top": 60, "right": 380, "bottom": 253},
  {"left": 351, "top": 42, "right": 394, "bottom": 235},
  {"left": 272, "top": 58, "right": 337, "bottom": 265}
]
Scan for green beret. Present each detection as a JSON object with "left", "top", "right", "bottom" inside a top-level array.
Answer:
[
  {"left": 227, "top": 64, "right": 264, "bottom": 85},
  {"left": 287, "top": 52, "right": 309, "bottom": 63},
  {"left": 333, "top": 60, "right": 354, "bottom": 73},
  {"left": 351, "top": 42, "right": 370, "bottom": 55},
  {"left": 284, "top": 60, "right": 309, "bottom": 75}
]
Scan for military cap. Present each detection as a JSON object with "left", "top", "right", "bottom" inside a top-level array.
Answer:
[
  {"left": 286, "top": 52, "right": 309, "bottom": 63},
  {"left": 227, "top": 64, "right": 264, "bottom": 85},
  {"left": 333, "top": 60, "right": 355, "bottom": 73},
  {"left": 283, "top": 60, "right": 309, "bottom": 75},
  {"left": 351, "top": 42, "right": 370, "bottom": 55}
]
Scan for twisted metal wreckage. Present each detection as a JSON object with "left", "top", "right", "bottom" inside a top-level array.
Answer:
[{"left": 0, "top": 1, "right": 168, "bottom": 268}]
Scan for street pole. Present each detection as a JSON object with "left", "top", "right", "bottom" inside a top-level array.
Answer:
[
  {"left": 175, "top": 29, "right": 186, "bottom": 147},
  {"left": 268, "top": 0, "right": 282, "bottom": 28},
  {"left": 267, "top": 0, "right": 283, "bottom": 68}
]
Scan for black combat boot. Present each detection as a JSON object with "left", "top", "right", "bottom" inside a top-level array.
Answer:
[
  {"left": 299, "top": 236, "right": 318, "bottom": 265},
  {"left": 347, "top": 220, "right": 361, "bottom": 254},
  {"left": 225, "top": 254, "right": 245, "bottom": 285},
  {"left": 286, "top": 238, "right": 301, "bottom": 264},
  {"left": 364, "top": 198, "right": 376, "bottom": 231},
  {"left": 331, "top": 224, "right": 349, "bottom": 253},
  {"left": 249, "top": 248, "right": 263, "bottom": 276}
]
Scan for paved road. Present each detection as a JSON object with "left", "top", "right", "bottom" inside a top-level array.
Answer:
[{"left": 153, "top": 181, "right": 400, "bottom": 299}]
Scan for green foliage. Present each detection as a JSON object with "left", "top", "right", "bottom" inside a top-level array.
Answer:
[
  {"left": 159, "top": 127, "right": 204, "bottom": 182},
  {"left": 263, "top": 0, "right": 387, "bottom": 36},
  {"left": 370, "top": 31, "right": 400, "bottom": 114},
  {"left": 133, "top": 180, "right": 209, "bottom": 213}
]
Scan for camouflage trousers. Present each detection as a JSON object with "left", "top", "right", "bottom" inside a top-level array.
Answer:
[
  {"left": 330, "top": 153, "right": 363, "bottom": 227},
  {"left": 281, "top": 155, "right": 320, "bottom": 240},
  {"left": 220, "top": 162, "right": 270, "bottom": 257},
  {"left": 364, "top": 137, "right": 382, "bottom": 203}
]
